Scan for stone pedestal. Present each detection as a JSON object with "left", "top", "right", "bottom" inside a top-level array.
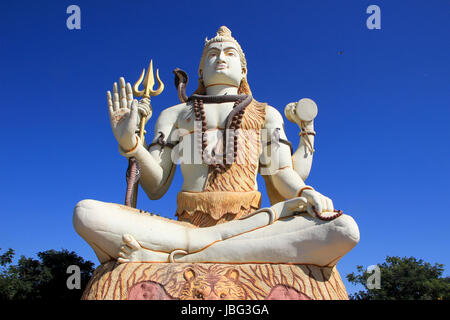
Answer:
[{"left": 82, "top": 262, "right": 349, "bottom": 300}]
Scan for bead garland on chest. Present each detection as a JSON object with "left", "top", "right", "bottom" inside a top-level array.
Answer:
[{"left": 190, "top": 94, "right": 252, "bottom": 175}]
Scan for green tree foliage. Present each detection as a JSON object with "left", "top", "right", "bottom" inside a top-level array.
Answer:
[
  {"left": 346, "top": 256, "right": 450, "bottom": 300},
  {"left": 0, "top": 248, "right": 95, "bottom": 300}
]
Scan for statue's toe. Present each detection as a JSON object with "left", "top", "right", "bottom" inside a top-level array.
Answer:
[{"left": 122, "top": 234, "right": 141, "bottom": 250}]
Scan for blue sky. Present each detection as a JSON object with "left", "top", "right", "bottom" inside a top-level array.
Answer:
[{"left": 0, "top": 0, "right": 449, "bottom": 295}]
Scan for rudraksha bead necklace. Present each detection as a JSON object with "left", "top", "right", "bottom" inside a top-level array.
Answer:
[{"left": 190, "top": 94, "right": 252, "bottom": 174}]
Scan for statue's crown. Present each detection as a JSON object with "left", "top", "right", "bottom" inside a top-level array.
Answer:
[
  {"left": 205, "top": 26, "right": 234, "bottom": 45},
  {"left": 199, "top": 26, "right": 247, "bottom": 75}
]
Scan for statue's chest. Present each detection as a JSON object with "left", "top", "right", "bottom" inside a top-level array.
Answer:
[{"left": 178, "top": 103, "right": 235, "bottom": 132}]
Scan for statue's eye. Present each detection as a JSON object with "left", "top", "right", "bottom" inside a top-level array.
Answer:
[
  {"left": 220, "top": 293, "right": 227, "bottom": 298},
  {"left": 226, "top": 51, "right": 235, "bottom": 56},
  {"left": 196, "top": 292, "right": 204, "bottom": 299}
]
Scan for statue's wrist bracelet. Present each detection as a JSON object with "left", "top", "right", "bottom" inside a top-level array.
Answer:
[
  {"left": 297, "top": 186, "right": 314, "bottom": 197},
  {"left": 119, "top": 136, "right": 140, "bottom": 157},
  {"left": 299, "top": 130, "right": 316, "bottom": 136}
]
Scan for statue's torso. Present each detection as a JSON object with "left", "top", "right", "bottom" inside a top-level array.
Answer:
[
  {"left": 175, "top": 101, "right": 261, "bottom": 192},
  {"left": 168, "top": 99, "right": 267, "bottom": 227},
  {"left": 177, "top": 101, "right": 236, "bottom": 132}
]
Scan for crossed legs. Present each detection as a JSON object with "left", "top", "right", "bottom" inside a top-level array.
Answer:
[{"left": 73, "top": 198, "right": 359, "bottom": 266}]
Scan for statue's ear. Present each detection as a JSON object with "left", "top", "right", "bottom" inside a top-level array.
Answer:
[
  {"left": 183, "top": 268, "right": 196, "bottom": 281},
  {"left": 241, "top": 68, "right": 247, "bottom": 76},
  {"left": 225, "top": 269, "right": 240, "bottom": 281}
]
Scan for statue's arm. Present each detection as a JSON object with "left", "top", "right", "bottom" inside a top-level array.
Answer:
[
  {"left": 260, "top": 106, "right": 333, "bottom": 213},
  {"left": 284, "top": 102, "right": 316, "bottom": 181},
  {"left": 291, "top": 120, "right": 315, "bottom": 181},
  {"left": 260, "top": 105, "right": 308, "bottom": 199},
  {"left": 122, "top": 105, "right": 182, "bottom": 200}
]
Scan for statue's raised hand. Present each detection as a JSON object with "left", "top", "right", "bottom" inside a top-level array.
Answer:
[{"left": 107, "top": 77, "right": 151, "bottom": 151}]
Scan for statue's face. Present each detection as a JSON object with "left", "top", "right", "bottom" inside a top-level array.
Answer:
[{"left": 202, "top": 42, "right": 245, "bottom": 88}]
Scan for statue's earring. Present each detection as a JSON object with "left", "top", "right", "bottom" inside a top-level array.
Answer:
[
  {"left": 194, "top": 71, "right": 207, "bottom": 95},
  {"left": 199, "top": 72, "right": 205, "bottom": 88},
  {"left": 199, "top": 71, "right": 205, "bottom": 87}
]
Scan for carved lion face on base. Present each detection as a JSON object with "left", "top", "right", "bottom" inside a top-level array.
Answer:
[{"left": 180, "top": 267, "right": 246, "bottom": 300}]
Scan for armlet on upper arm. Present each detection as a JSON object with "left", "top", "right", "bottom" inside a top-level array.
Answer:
[{"left": 147, "top": 131, "right": 180, "bottom": 150}]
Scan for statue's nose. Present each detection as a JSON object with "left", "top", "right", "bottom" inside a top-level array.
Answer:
[{"left": 218, "top": 51, "right": 226, "bottom": 62}]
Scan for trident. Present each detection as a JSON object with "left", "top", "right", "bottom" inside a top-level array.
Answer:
[
  {"left": 133, "top": 60, "right": 165, "bottom": 142},
  {"left": 125, "top": 60, "right": 164, "bottom": 208}
]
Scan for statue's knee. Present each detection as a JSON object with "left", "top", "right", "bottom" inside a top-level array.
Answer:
[
  {"left": 331, "top": 214, "right": 360, "bottom": 246},
  {"left": 73, "top": 199, "right": 105, "bottom": 237}
]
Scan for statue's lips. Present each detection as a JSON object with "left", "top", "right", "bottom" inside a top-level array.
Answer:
[{"left": 215, "top": 64, "right": 227, "bottom": 70}]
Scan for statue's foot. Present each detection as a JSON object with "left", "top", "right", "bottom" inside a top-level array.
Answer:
[
  {"left": 118, "top": 234, "right": 168, "bottom": 263},
  {"left": 117, "top": 234, "right": 141, "bottom": 263}
]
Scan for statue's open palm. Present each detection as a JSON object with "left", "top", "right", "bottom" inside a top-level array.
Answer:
[{"left": 107, "top": 77, "right": 151, "bottom": 150}]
